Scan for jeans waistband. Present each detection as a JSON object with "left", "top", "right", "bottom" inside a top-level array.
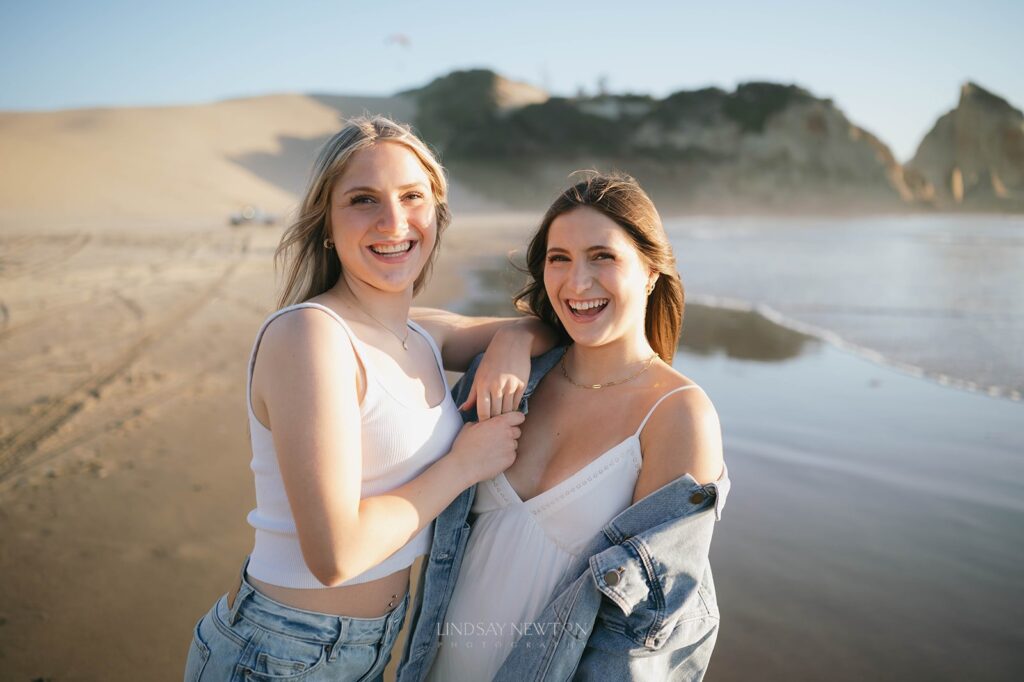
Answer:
[{"left": 225, "top": 557, "right": 409, "bottom": 647}]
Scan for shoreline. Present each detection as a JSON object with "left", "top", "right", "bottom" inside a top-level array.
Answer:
[
  {"left": 687, "top": 292, "right": 1023, "bottom": 402},
  {"left": 455, "top": 250, "right": 1024, "bottom": 404}
]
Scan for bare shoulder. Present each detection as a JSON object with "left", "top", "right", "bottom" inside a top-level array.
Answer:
[
  {"left": 637, "top": 365, "right": 723, "bottom": 487},
  {"left": 257, "top": 306, "right": 357, "bottom": 372}
]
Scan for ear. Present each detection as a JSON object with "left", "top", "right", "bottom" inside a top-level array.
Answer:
[{"left": 646, "top": 273, "right": 659, "bottom": 295}]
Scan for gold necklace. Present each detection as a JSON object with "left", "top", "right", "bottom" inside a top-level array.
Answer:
[
  {"left": 347, "top": 297, "right": 411, "bottom": 350},
  {"left": 560, "top": 353, "right": 659, "bottom": 389}
]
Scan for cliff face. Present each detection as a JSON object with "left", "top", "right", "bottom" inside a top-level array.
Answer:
[
  {"left": 906, "top": 82, "right": 1024, "bottom": 209},
  {"left": 407, "top": 71, "right": 910, "bottom": 211}
]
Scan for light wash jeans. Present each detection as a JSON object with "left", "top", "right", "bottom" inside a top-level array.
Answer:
[{"left": 185, "top": 567, "right": 409, "bottom": 682}]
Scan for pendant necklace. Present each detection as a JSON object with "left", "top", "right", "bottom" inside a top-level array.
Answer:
[{"left": 347, "top": 297, "right": 411, "bottom": 350}]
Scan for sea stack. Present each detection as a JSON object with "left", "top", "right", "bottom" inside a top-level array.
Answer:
[{"left": 905, "top": 82, "right": 1024, "bottom": 209}]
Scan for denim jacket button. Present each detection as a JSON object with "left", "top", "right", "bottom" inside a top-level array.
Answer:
[
  {"left": 690, "top": 491, "right": 706, "bottom": 504},
  {"left": 603, "top": 569, "right": 621, "bottom": 587}
]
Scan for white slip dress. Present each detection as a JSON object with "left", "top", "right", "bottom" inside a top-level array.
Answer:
[{"left": 427, "top": 385, "right": 702, "bottom": 682}]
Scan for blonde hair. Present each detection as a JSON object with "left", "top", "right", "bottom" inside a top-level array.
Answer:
[
  {"left": 514, "top": 172, "right": 684, "bottom": 362},
  {"left": 276, "top": 116, "right": 451, "bottom": 307}
]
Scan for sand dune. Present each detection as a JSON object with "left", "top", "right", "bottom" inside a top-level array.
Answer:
[
  {"left": 0, "top": 92, "right": 508, "bottom": 232},
  {"left": 0, "top": 95, "right": 356, "bottom": 230}
]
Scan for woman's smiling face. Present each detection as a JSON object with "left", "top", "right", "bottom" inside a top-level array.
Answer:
[
  {"left": 329, "top": 141, "right": 437, "bottom": 293},
  {"left": 543, "top": 207, "right": 655, "bottom": 348}
]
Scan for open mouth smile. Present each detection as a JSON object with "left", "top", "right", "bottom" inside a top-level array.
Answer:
[
  {"left": 368, "top": 240, "right": 416, "bottom": 260},
  {"left": 566, "top": 297, "right": 609, "bottom": 321}
]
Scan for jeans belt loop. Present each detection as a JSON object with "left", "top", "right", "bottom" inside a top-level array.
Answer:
[
  {"left": 226, "top": 558, "right": 252, "bottom": 626},
  {"left": 328, "top": 617, "right": 350, "bottom": 661},
  {"left": 226, "top": 583, "right": 252, "bottom": 626}
]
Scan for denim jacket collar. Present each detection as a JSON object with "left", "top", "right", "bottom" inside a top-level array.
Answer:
[{"left": 522, "top": 345, "right": 567, "bottom": 409}]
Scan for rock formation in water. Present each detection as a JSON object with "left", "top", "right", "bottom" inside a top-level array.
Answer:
[{"left": 905, "top": 82, "right": 1024, "bottom": 210}]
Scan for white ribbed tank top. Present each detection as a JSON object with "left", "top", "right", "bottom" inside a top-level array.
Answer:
[{"left": 245, "top": 302, "right": 463, "bottom": 589}]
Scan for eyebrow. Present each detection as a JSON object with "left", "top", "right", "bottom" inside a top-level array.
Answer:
[
  {"left": 341, "top": 182, "right": 428, "bottom": 195},
  {"left": 545, "top": 245, "right": 615, "bottom": 254}
]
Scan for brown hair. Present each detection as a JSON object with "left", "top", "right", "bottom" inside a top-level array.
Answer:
[
  {"left": 275, "top": 116, "right": 451, "bottom": 307},
  {"left": 514, "top": 172, "right": 684, "bottom": 362}
]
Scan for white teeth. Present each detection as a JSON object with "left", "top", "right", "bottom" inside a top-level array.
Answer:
[
  {"left": 370, "top": 241, "right": 412, "bottom": 255},
  {"left": 568, "top": 298, "right": 609, "bottom": 311}
]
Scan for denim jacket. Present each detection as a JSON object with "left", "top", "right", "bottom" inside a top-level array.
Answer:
[{"left": 396, "top": 346, "right": 730, "bottom": 681}]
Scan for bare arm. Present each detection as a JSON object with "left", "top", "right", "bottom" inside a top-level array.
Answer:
[
  {"left": 255, "top": 309, "right": 524, "bottom": 586},
  {"left": 412, "top": 307, "right": 558, "bottom": 419},
  {"left": 411, "top": 307, "right": 556, "bottom": 371},
  {"left": 633, "top": 387, "right": 723, "bottom": 504}
]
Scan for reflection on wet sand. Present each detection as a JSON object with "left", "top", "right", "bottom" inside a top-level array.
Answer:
[{"left": 680, "top": 303, "right": 817, "bottom": 361}]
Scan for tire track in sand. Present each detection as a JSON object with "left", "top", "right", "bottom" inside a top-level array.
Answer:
[{"left": 0, "top": 237, "right": 249, "bottom": 484}]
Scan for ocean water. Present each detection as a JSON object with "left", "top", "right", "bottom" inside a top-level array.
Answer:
[{"left": 665, "top": 214, "right": 1024, "bottom": 398}]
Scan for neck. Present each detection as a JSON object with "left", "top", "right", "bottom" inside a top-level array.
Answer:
[
  {"left": 564, "top": 335, "right": 658, "bottom": 387},
  {"left": 332, "top": 274, "right": 413, "bottom": 329}
]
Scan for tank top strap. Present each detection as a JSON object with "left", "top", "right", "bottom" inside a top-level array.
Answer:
[
  {"left": 246, "top": 302, "right": 368, "bottom": 417},
  {"left": 634, "top": 385, "right": 705, "bottom": 438},
  {"left": 406, "top": 319, "right": 447, "bottom": 384}
]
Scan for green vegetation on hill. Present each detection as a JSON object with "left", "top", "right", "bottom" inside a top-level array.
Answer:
[
  {"left": 721, "top": 82, "right": 814, "bottom": 133},
  {"left": 408, "top": 70, "right": 821, "bottom": 160},
  {"left": 404, "top": 69, "right": 502, "bottom": 152}
]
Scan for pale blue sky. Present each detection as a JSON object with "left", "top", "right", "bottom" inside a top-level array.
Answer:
[{"left": 1, "top": 0, "right": 1021, "bottom": 160}]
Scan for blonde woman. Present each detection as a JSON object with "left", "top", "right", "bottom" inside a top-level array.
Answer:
[{"left": 184, "top": 117, "right": 552, "bottom": 681}]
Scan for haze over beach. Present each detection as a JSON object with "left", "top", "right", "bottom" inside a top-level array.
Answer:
[{"left": 1, "top": 2, "right": 1022, "bottom": 680}]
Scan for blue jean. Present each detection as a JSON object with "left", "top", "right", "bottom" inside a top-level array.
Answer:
[{"left": 185, "top": 569, "right": 409, "bottom": 682}]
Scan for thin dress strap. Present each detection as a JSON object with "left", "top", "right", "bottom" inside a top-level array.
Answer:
[
  {"left": 406, "top": 319, "right": 448, "bottom": 386},
  {"left": 246, "top": 302, "right": 367, "bottom": 419},
  {"left": 634, "top": 385, "right": 704, "bottom": 438}
]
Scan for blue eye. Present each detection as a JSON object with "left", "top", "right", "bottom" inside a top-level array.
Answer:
[{"left": 350, "top": 195, "right": 375, "bottom": 205}]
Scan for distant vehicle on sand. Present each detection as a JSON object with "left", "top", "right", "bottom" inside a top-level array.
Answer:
[{"left": 229, "top": 205, "right": 277, "bottom": 226}]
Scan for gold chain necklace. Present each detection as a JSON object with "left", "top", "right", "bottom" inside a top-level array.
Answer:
[
  {"left": 560, "top": 353, "right": 659, "bottom": 389},
  {"left": 347, "top": 297, "right": 411, "bottom": 350}
]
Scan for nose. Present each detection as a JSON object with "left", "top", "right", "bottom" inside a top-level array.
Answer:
[
  {"left": 376, "top": 196, "right": 409, "bottom": 236},
  {"left": 567, "top": 260, "right": 593, "bottom": 294}
]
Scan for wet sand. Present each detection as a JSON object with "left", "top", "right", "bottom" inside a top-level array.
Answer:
[{"left": 2, "top": 216, "right": 1022, "bottom": 681}]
